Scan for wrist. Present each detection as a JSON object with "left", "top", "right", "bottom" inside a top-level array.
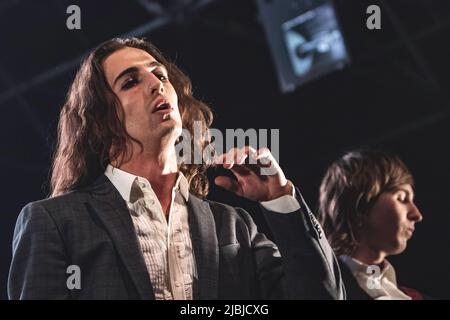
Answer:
[{"left": 269, "top": 180, "right": 294, "bottom": 200}]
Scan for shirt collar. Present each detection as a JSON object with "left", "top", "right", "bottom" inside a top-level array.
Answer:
[
  {"left": 104, "top": 164, "right": 189, "bottom": 202},
  {"left": 340, "top": 255, "right": 397, "bottom": 285}
]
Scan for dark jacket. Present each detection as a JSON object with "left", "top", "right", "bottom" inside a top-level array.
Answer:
[{"left": 8, "top": 175, "right": 345, "bottom": 300}]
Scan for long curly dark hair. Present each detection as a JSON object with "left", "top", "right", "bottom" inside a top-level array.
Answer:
[{"left": 51, "top": 38, "right": 213, "bottom": 198}]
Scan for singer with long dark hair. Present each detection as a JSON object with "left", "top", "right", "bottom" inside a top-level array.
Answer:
[{"left": 8, "top": 38, "right": 344, "bottom": 300}]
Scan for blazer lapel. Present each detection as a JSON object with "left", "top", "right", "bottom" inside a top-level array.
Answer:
[
  {"left": 187, "top": 195, "right": 219, "bottom": 300},
  {"left": 87, "top": 175, "right": 155, "bottom": 300}
]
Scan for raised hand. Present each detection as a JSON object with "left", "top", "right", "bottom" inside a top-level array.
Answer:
[{"left": 213, "top": 146, "right": 293, "bottom": 202}]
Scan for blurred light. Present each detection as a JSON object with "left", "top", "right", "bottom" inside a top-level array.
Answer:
[{"left": 257, "top": 0, "right": 350, "bottom": 93}]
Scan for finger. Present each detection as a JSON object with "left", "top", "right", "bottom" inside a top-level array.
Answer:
[
  {"left": 213, "top": 147, "right": 256, "bottom": 168},
  {"left": 214, "top": 176, "right": 243, "bottom": 196},
  {"left": 255, "top": 147, "right": 273, "bottom": 166},
  {"left": 236, "top": 153, "right": 248, "bottom": 165},
  {"left": 212, "top": 152, "right": 234, "bottom": 169},
  {"left": 221, "top": 148, "right": 238, "bottom": 169},
  {"left": 233, "top": 146, "right": 258, "bottom": 166},
  {"left": 224, "top": 147, "right": 248, "bottom": 169},
  {"left": 242, "top": 146, "right": 258, "bottom": 164},
  {"left": 255, "top": 148, "right": 281, "bottom": 176},
  {"left": 233, "top": 147, "right": 249, "bottom": 165}
]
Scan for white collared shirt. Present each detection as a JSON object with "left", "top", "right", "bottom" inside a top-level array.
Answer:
[
  {"left": 105, "top": 165, "right": 194, "bottom": 300},
  {"left": 340, "top": 255, "right": 412, "bottom": 300},
  {"left": 105, "top": 164, "right": 302, "bottom": 300}
]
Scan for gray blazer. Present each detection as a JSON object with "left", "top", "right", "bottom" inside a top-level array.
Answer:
[{"left": 8, "top": 175, "right": 345, "bottom": 299}]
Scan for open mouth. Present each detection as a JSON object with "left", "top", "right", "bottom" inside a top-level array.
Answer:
[{"left": 153, "top": 101, "right": 173, "bottom": 114}]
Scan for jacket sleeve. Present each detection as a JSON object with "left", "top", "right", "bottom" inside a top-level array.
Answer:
[
  {"left": 234, "top": 207, "right": 286, "bottom": 299},
  {"left": 259, "top": 189, "right": 346, "bottom": 300},
  {"left": 8, "top": 202, "right": 71, "bottom": 299}
]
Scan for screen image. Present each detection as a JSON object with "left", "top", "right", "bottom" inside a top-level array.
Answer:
[{"left": 281, "top": 2, "right": 349, "bottom": 85}]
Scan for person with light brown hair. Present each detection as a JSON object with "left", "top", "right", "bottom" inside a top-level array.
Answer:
[
  {"left": 8, "top": 38, "right": 344, "bottom": 300},
  {"left": 318, "top": 150, "right": 424, "bottom": 299}
]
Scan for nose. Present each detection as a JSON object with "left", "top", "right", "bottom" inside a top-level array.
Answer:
[
  {"left": 408, "top": 203, "right": 423, "bottom": 223},
  {"left": 148, "top": 73, "right": 164, "bottom": 95}
]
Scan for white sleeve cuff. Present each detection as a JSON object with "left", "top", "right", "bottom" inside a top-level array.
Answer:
[{"left": 260, "top": 188, "right": 300, "bottom": 213}]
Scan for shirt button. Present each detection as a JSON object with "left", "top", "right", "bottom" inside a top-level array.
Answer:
[
  {"left": 175, "top": 281, "right": 181, "bottom": 287},
  {"left": 139, "top": 182, "right": 146, "bottom": 188},
  {"left": 148, "top": 199, "right": 155, "bottom": 205}
]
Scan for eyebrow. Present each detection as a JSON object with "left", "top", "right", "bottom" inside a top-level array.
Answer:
[{"left": 112, "top": 61, "right": 166, "bottom": 88}]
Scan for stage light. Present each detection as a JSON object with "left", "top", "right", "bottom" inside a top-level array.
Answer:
[{"left": 257, "top": 0, "right": 350, "bottom": 92}]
